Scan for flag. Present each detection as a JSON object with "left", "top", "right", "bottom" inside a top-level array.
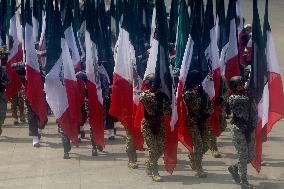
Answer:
[
  {"left": 134, "top": 0, "right": 177, "bottom": 174},
  {"left": 236, "top": 0, "right": 244, "bottom": 34},
  {"left": 216, "top": 0, "right": 226, "bottom": 54},
  {"left": 85, "top": 0, "right": 105, "bottom": 148},
  {"left": 202, "top": 0, "right": 222, "bottom": 137},
  {"left": 24, "top": 0, "right": 47, "bottom": 129},
  {"left": 251, "top": 0, "right": 284, "bottom": 172},
  {"left": 175, "top": 0, "right": 191, "bottom": 70},
  {"left": 45, "top": 0, "right": 79, "bottom": 146},
  {"left": 220, "top": 0, "right": 240, "bottom": 81},
  {"left": 109, "top": 0, "right": 138, "bottom": 135},
  {"left": 6, "top": 0, "right": 23, "bottom": 100},
  {"left": 32, "top": 0, "right": 40, "bottom": 42},
  {"left": 62, "top": 0, "right": 81, "bottom": 72},
  {"left": 168, "top": 0, "right": 179, "bottom": 45}
]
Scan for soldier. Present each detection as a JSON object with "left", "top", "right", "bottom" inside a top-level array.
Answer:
[
  {"left": 0, "top": 47, "right": 10, "bottom": 136},
  {"left": 228, "top": 76, "right": 256, "bottom": 189},
  {"left": 140, "top": 74, "right": 171, "bottom": 182},
  {"left": 183, "top": 70, "right": 213, "bottom": 178}
]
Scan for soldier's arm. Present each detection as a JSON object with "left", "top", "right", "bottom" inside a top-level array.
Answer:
[{"left": 140, "top": 90, "right": 157, "bottom": 116}]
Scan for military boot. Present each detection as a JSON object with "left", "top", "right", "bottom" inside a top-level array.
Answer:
[
  {"left": 241, "top": 177, "right": 254, "bottom": 189},
  {"left": 151, "top": 163, "right": 162, "bottom": 182},
  {"left": 212, "top": 150, "right": 222, "bottom": 158},
  {"left": 127, "top": 153, "right": 138, "bottom": 169},
  {"left": 62, "top": 135, "right": 71, "bottom": 159},
  {"left": 90, "top": 129, "right": 98, "bottom": 156},
  {"left": 188, "top": 154, "right": 197, "bottom": 171},
  {"left": 145, "top": 160, "right": 152, "bottom": 176},
  {"left": 228, "top": 165, "right": 241, "bottom": 183},
  {"left": 0, "top": 126, "right": 2, "bottom": 136}
]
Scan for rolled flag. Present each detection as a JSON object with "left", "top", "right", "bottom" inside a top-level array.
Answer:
[
  {"left": 24, "top": 0, "right": 47, "bottom": 128},
  {"left": 251, "top": 0, "right": 284, "bottom": 172}
]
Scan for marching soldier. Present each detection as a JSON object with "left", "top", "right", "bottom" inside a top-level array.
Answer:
[
  {"left": 140, "top": 74, "right": 171, "bottom": 182},
  {"left": 0, "top": 46, "right": 10, "bottom": 136},
  {"left": 183, "top": 70, "right": 213, "bottom": 178},
  {"left": 228, "top": 76, "right": 256, "bottom": 189}
]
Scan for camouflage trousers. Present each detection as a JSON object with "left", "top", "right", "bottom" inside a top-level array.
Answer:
[
  {"left": 220, "top": 109, "right": 227, "bottom": 132},
  {"left": 207, "top": 109, "right": 228, "bottom": 153},
  {"left": 186, "top": 119, "right": 210, "bottom": 171},
  {"left": 231, "top": 126, "right": 256, "bottom": 180},
  {"left": 141, "top": 119, "right": 165, "bottom": 175},
  {"left": 26, "top": 103, "right": 40, "bottom": 136},
  {"left": 125, "top": 129, "right": 137, "bottom": 163},
  {"left": 0, "top": 92, "right": 7, "bottom": 126},
  {"left": 11, "top": 89, "right": 25, "bottom": 122}
]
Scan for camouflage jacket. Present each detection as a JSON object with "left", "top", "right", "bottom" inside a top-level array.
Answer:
[
  {"left": 0, "top": 66, "right": 10, "bottom": 92},
  {"left": 183, "top": 87, "right": 213, "bottom": 125},
  {"left": 140, "top": 90, "right": 171, "bottom": 123}
]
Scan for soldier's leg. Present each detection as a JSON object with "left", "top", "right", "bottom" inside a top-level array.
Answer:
[
  {"left": 150, "top": 125, "right": 166, "bottom": 182},
  {"left": 206, "top": 128, "right": 222, "bottom": 158},
  {"left": 0, "top": 92, "right": 7, "bottom": 136},
  {"left": 125, "top": 129, "right": 138, "bottom": 169},
  {"left": 18, "top": 90, "right": 25, "bottom": 123},
  {"left": 90, "top": 128, "right": 98, "bottom": 156},
  {"left": 58, "top": 125, "right": 71, "bottom": 159},
  {"left": 187, "top": 123, "right": 206, "bottom": 178},
  {"left": 142, "top": 121, "right": 161, "bottom": 181},
  {"left": 26, "top": 103, "right": 40, "bottom": 147},
  {"left": 220, "top": 109, "right": 227, "bottom": 132},
  {"left": 248, "top": 132, "right": 256, "bottom": 163},
  {"left": 11, "top": 96, "right": 19, "bottom": 124},
  {"left": 232, "top": 129, "right": 251, "bottom": 186}
]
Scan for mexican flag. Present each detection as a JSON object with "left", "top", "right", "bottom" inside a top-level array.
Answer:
[
  {"left": 45, "top": 0, "right": 79, "bottom": 146},
  {"left": 220, "top": 0, "right": 240, "bottom": 81},
  {"left": 202, "top": 0, "right": 222, "bottom": 137},
  {"left": 62, "top": 0, "right": 81, "bottom": 72},
  {"left": 6, "top": 0, "right": 23, "bottom": 100},
  {"left": 85, "top": 0, "right": 105, "bottom": 148},
  {"left": 251, "top": 0, "right": 284, "bottom": 172},
  {"left": 24, "top": 0, "right": 47, "bottom": 128}
]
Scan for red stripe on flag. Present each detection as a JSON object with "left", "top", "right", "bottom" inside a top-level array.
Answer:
[
  {"left": 58, "top": 107, "right": 79, "bottom": 146},
  {"left": 225, "top": 55, "right": 240, "bottom": 81},
  {"left": 110, "top": 73, "right": 134, "bottom": 130},
  {"left": 25, "top": 65, "right": 47, "bottom": 127},
  {"left": 64, "top": 79, "right": 83, "bottom": 127},
  {"left": 164, "top": 115, "right": 178, "bottom": 174},
  {"left": 6, "top": 44, "right": 23, "bottom": 100},
  {"left": 87, "top": 81, "right": 105, "bottom": 147}
]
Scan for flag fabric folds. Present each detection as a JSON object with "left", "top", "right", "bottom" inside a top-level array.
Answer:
[
  {"left": 251, "top": 0, "right": 284, "bottom": 172},
  {"left": 24, "top": 0, "right": 47, "bottom": 128}
]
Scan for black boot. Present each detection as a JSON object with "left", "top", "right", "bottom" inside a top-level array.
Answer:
[
  {"left": 62, "top": 134, "right": 71, "bottom": 159},
  {"left": 241, "top": 177, "right": 254, "bottom": 189},
  {"left": 0, "top": 126, "right": 2, "bottom": 136},
  {"left": 90, "top": 128, "right": 99, "bottom": 156},
  {"left": 228, "top": 165, "right": 241, "bottom": 183}
]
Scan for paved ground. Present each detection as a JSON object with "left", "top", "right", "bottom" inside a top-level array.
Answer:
[
  {"left": 1, "top": 1, "right": 284, "bottom": 189},
  {"left": 0, "top": 105, "right": 284, "bottom": 189}
]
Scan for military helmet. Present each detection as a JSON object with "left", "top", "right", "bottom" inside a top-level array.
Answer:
[{"left": 229, "top": 76, "right": 244, "bottom": 91}]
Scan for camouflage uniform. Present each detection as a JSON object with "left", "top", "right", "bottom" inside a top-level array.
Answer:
[
  {"left": 183, "top": 87, "right": 213, "bottom": 177},
  {"left": 140, "top": 90, "right": 171, "bottom": 180},
  {"left": 11, "top": 87, "right": 25, "bottom": 124},
  {"left": 228, "top": 94, "right": 256, "bottom": 182},
  {"left": 0, "top": 66, "right": 9, "bottom": 135},
  {"left": 125, "top": 129, "right": 137, "bottom": 165}
]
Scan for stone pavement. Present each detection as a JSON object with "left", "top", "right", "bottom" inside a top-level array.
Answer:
[{"left": 0, "top": 107, "right": 283, "bottom": 189}]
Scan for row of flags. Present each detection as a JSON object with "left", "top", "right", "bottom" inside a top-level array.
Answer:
[{"left": 0, "top": 0, "right": 283, "bottom": 174}]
